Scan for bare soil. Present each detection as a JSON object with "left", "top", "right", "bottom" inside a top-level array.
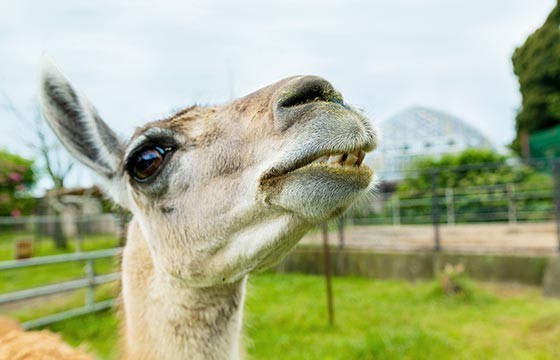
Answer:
[{"left": 300, "top": 222, "right": 559, "bottom": 256}]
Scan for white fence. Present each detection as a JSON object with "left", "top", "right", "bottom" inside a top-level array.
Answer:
[{"left": 0, "top": 248, "right": 122, "bottom": 329}]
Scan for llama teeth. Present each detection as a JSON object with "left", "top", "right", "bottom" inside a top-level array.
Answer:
[
  {"left": 327, "top": 154, "right": 343, "bottom": 165},
  {"left": 340, "top": 153, "right": 349, "bottom": 165},
  {"left": 344, "top": 153, "right": 358, "bottom": 166},
  {"left": 357, "top": 150, "right": 365, "bottom": 166},
  {"left": 313, "top": 155, "right": 328, "bottom": 163},
  {"left": 311, "top": 150, "right": 366, "bottom": 167}
]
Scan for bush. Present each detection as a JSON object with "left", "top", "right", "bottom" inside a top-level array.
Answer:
[
  {"left": 372, "top": 149, "right": 554, "bottom": 224},
  {"left": 436, "top": 263, "right": 473, "bottom": 299},
  {"left": 0, "top": 150, "right": 36, "bottom": 216}
]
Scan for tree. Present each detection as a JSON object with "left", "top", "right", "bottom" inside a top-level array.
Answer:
[
  {"left": 2, "top": 95, "right": 74, "bottom": 248},
  {"left": 0, "top": 150, "right": 36, "bottom": 217},
  {"left": 392, "top": 149, "right": 551, "bottom": 223},
  {"left": 512, "top": 1, "right": 560, "bottom": 153},
  {"left": 2, "top": 97, "right": 74, "bottom": 189},
  {"left": 397, "top": 149, "right": 515, "bottom": 195}
]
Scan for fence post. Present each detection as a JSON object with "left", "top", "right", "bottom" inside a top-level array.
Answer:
[
  {"left": 445, "top": 188, "right": 454, "bottom": 226},
  {"left": 553, "top": 161, "right": 560, "bottom": 253},
  {"left": 431, "top": 169, "right": 441, "bottom": 251},
  {"left": 347, "top": 212, "right": 354, "bottom": 226},
  {"left": 392, "top": 195, "right": 400, "bottom": 226},
  {"left": 337, "top": 216, "right": 345, "bottom": 249},
  {"left": 85, "top": 259, "right": 95, "bottom": 309},
  {"left": 34, "top": 216, "right": 41, "bottom": 253},
  {"left": 321, "top": 223, "right": 334, "bottom": 326},
  {"left": 507, "top": 184, "right": 517, "bottom": 225},
  {"left": 75, "top": 215, "right": 84, "bottom": 253}
]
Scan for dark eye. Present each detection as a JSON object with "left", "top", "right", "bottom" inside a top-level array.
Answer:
[{"left": 128, "top": 146, "right": 173, "bottom": 182}]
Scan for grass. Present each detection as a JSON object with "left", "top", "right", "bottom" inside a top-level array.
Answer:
[
  {"left": 245, "top": 275, "right": 560, "bottom": 359},
  {"left": 6, "top": 273, "right": 560, "bottom": 359}
]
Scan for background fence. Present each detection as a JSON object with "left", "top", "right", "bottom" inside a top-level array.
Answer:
[
  {"left": 315, "top": 157, "right": 560, "bottom": 254},
  {"left": 0, "top": 214, "right": 123, "bottom": 327},
  {"left": 352, "top": 181, "right": 556, "bottom": 225},
  {"left": 0, "top": 248, "right": 121, "bottom": 329}
]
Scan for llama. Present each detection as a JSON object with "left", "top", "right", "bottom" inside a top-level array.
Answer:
[
  {"left": 37, "top": 58, "right": 377, "bottom": 359},
  {"left": 0, "top": 317, "right": 92, "bottom": 359}
]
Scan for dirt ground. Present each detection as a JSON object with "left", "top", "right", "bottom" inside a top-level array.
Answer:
[{"left": 300, "top": 222, "right": 560, "bottom": 256}]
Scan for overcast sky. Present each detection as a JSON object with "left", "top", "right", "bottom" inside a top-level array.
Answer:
[{"left": 0, "top": 0, "right": 556, "bottom": 189}]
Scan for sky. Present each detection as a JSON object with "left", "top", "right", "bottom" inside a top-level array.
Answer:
[{"left": 0, "top": 0, "right": 556, "bottom": 189}]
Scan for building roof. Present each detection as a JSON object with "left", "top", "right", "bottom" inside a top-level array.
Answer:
[{"left": 369, "top": 106, "right": 494, "bottom": 181}]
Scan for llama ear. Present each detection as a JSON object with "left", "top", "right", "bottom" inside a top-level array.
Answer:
[
  {"left": 39, "top": 57, "right": 123, "bottom": 178},
  {"left": 39, "top": 57, "right": 128, "bottom": 205}
]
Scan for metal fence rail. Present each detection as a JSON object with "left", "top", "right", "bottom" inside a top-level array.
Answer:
[
  {"left": 0, "top": 273, "right": 119, "bottom": 304},
  {"left": 0, "top": 248, "right": 121, "bottom": 270},
  {"left": 352, "top": 181, "right": 557, "bottom": 225},
  {"left": 0, "top": 248, "right": 122, "bottom": 329},
  {"left": 22, "top": 299, "right": 115, "bottom": 330}
]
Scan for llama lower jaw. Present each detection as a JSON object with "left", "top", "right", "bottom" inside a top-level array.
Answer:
[
  {"left": 261, "top": 163, "right": 374, "bottom": 221},
  {"left": 259, "top": 139, "right": 375, "bottom": 221},
  {"left": 260, "top": 144, "right": 373, "bottom": 193}
]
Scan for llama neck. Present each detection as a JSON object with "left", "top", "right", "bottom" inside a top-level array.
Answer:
[{"left": 121, "top": 220, "right": 246, "bottom": 360}]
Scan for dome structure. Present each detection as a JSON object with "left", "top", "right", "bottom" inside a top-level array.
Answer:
[{"left": 369, "top": 106, "right": 495, "bottom": 181}]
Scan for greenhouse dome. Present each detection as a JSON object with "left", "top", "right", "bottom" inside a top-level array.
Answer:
[{"left": 368, "top": 106, "right": 495, "bottom": 181}]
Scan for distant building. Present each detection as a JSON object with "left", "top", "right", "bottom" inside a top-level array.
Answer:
[
  {"left": 42, "top": 186, "right": 116, "bottom": 237},
  {"left": 368, "top": 106, "right": 495, "bottom": 181}
]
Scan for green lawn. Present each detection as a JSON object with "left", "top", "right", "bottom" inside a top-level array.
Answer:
[
  {"left": 9, "top": 274, "right": 560, "bottom": 360},
  {"left": 0, "top": 234, "right": 119, "bottom": 293}
]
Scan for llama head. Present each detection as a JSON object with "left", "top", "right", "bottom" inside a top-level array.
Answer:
[{"left": 39, "top": 58, "right": 377, "bottom": 286}]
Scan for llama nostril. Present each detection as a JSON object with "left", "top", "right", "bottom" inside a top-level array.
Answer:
[
  {"left": 273, "top": 76, "right": 346, "bottom": 131},
  {"left": 277, "top": 76, "right": 342, "bottom": 109}
]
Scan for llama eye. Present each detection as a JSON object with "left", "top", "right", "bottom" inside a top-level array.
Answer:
[{"left": 128, "top": 146, "right": 173, "bottom": 182}]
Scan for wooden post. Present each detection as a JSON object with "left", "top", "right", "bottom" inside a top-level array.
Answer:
[
  {"left": 521, "top": 131, "right": 530, "bottom": 163},
  {"left": 553, "top": 161, "right": 560, "bottom": 253},
  {"left": 337, "top": 216, "right": 345, "bottom": 249},
  {"left": 321, "top": 223, "right": 334, "bottom": 325},
  {"left": 507, "top": 184, "right": 517, "bottom": 224},
  {"left": 15, "top": 239, "right": 33, "bottom": 259},
  {"left": 75, "top": 215, "right": 83, "bottom": 253},
  {"left": 392, "top": 195, "right": 400, "bottom": 226},
  {"left": 445, "top": 188, "right": 455, "bottom": 226},
  {"left": 431, "top": 169, "right": 441, "bottom": 251}
]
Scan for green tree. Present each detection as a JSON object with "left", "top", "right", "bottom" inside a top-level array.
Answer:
[
  {"left": 512, "top": 1, "right": 560, "bottom": 153},
  {"left": 0, "top": 150, "right": 36, "bottom": 216},
  {"left": 391, "top": 149, "right": 551, "bottom": 223},
  {"left": 397, "top": 149, "right": 516, "bottom": 195}
]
